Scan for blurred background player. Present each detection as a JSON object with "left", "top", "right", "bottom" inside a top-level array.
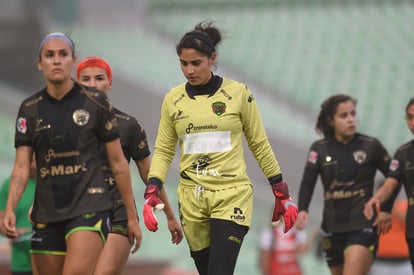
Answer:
[
  {"left": 0, "top": 155, "right": 36, "bottom": 275},
  {"left": 258, "top": 221, "right": 308, "bottom": 275},
  {"left": 76, "top": 56, "right": 183, "bottom": 275},
  {"left": 296, "top": 94, "right": 396, "bottom": 275}
]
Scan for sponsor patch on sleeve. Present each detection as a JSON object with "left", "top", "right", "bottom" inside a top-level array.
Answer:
[
  {"left": 16, "top": 117, "right": 27, "bottom": 134},
  {"left": 389, "top": 159, "right": 399, "bottom": 171},
  {"left": 308, "top": 150, "right": 318, "bottom": 164}
]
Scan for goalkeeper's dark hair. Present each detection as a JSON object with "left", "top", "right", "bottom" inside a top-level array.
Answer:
[
  {"left": 316, "top": 94, "right": 357, "bottom": 139},
  {"left": 176, "top": 19, "right": 222, "bottom": 58}
]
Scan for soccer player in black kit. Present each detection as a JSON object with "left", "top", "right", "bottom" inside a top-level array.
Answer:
[
  {"left": 76, "top": 56, "right": 183, "bottom": 275},
  {"left": 2, "top": 32, "right": 141, "bottom": 275},
  {"left": 365, "top": 97, "right": 414, "bottom": 272},
  {"left": 296, "top": 94, "right": 396, "bottom": 275}
]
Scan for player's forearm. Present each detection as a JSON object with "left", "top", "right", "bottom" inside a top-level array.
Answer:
[
  {"left": 375, "top": 178, "right": 398, "bottom": 204},
  {"left": 113, "top": 161, "right": 138, "bottom": 218},
  {"left": 159, "top": 188, "right": 176, "bottom": 220},
  {"left": 6, "top": 174, "right": 28, "bottom": 213}
]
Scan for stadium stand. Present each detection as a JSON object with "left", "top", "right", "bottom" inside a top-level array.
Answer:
[
  {"left": 0, "top": 0, "right": 46, "bottom": 91},
  {"left": 148, "top": 0, "right": 414, "bottom": 154}
]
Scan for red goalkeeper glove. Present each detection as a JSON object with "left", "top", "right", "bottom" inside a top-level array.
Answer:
[
  {"left": 143, "top": 184, "right": 165, "bottom": 232},
  {"left": 271, "top": 181, "right": 298, "bottom": 233}
]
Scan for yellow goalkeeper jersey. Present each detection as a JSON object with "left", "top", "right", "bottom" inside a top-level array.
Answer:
[{"left": 149, "top": 77, "right": 282, "bottom": 190}]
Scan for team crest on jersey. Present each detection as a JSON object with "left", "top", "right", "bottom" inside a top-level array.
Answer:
[
  {"left": 212, "top": 101, "right": 226, "bottom": 116},
  {"left": 73, "top": 109, "right": 90, "bottom": 126},
  {"left": 353, "top": 150, "right": 367, "bottom": 164},
  {"left": 389, "top": 159, "right": 399, "bottom": 171},
  {"left": 308, "top": 150, "right": 318, "bottom": 164},
  {"left": 16, "top": 117, "right": 27, "bottom": 134}
]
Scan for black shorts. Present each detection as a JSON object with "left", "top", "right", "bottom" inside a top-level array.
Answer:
[
  {"left": 30, "top": 210, "right": 111, "bottom": 255},
  {"left": 320, "top": 227, "right": 378, "bottom": 267},
  {"left": 109, "top": 198, "right": 138, "bottom": 236},
  {"left": 111, "top": 198, "right": 128, "bottom": 224}
]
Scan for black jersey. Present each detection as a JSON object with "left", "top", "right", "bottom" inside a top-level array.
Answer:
[
  {"left": 15, "top": 83, "right": 118, "bottom": 223},
  {"left": 387, "top": 140, "right": 414, "bottom": 238},
  {"left": 298, "top": 133, "right": 391, "bottom": 233},
  {"left": 100, "top": 108, "right": 150, "bottom": 221}
]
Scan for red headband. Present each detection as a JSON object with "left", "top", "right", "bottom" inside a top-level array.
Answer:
[{"left": 76, "top": 56, "right": 112, "bottom": 82}]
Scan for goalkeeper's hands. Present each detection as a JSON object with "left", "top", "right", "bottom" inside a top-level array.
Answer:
[
  {"left": 143, "top": 184, "right": 165, "bottom": 232},
  {"left": 271, "top": 181, "right": 298, "bottom": 233}
]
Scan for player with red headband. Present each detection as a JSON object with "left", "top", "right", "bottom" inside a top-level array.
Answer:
[{"left": 76, "top": 56, "right": 183, "bottom": 275}]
